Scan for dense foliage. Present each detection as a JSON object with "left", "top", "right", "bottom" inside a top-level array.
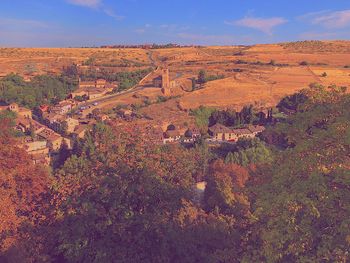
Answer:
[
  {"left": 80, "top": 68, "right": 152, "bottom": 91},
  {"left": 0, "top": 84, "right": 349, "bottom": 262},
  {"left": 0, "top": 74, "right": 77, "bottom": 109}
]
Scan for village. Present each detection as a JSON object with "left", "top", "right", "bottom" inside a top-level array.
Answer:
[{"left": 0, "top": 66, "right": 266, "bottom": 167}]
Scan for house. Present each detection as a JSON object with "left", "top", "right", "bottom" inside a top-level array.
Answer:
[
  {"left": 15, "top": 117, "right": 31, "bottom": 133},
  {"left": 8, "top": 103, "right": 19, "bottom": 112},
  {"left": 7, "top": 103, "right": 32, "bottom": 118},
  {"left": 153, "top": 76, "right": 162, "bottom": 88},
  {"left": 208, "top": 123, "right": 266, "bottom": 142},
  {"left": 44, "top": 112, "right": 65, "bottom": 124},
  {"left": 247, "top": 125, "right": 265, "bottom": 136},
  {"left": 73, "top": 125, "right": 88, "bottom": 139},
  {"left": 39, "top": 104, "right": 49, "bottom": 113},
  {"left": 30, "top": 121, "right": 46, "bottom": 134},
  {"left": 70, "top": 79, "right": 114, "bottom": 100},
  {"left": 88, "top": 88, "right": 106, "bottom": 99},
  {"left": 43, "top": 112, "right": 65, "bottom": 132},
  {"left": 96, "top": 79, "right": 107, "bottom": 88},
  {"left": 50, "top": 101, "right": 73, "bottom": 115},
  {"left": 65, "top": 118, "right": 80, "bottom": 133},
  {"left": 232, "top": 128, "right": 254, "bottom": 140},
  {"left": 22, "top": 138, "right": 48, "bottom": 152},
  {"left": 15, "top": 118, "right": 45, "bottom": 134},
  {"left": 30, "top": 153, "right": 51, "bottom": 165},
  {"left": 163, "top": 129, "right": 181, "bottom": 144},
  {"left": 208, "top": 123, "right": 238, "bottom": 141},
  {"left": 70, "top": 87, "right": 108, "bottom": 100},
  {"left": 78, "top": 80, "right": 96, "bottom": 89},
  {"left": 18, "top": 108, "right": 32, "bottom": 119},
  {"left": 37, "top": 128, "right": 70, "bottom": 151},
  {"left": 19, "top": 137, "right": 51, "bottom": 165}
]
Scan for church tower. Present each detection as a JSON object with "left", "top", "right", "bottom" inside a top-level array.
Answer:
[{"left": 161, "top": 68, "right": 171, "bottom": 96}]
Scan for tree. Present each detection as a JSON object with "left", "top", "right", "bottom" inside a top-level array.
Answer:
[
  {"left": 225, "top": 138, "right": 273, "bottom": 166},
  {"left": 198, "top": 70, "right": 207, "bottom": 85},
  {"left": 0, "top": 118, "right": 49, "bottom": 260},
  {"left": 191, "top": 77, "right": 196, "bottom": 91},
  {"left": 191, "top": 106, "right": 216, "bottom": 132},
  {"left": 247, "top": 90, "right": 350, "bottom": 262},
  {"left": 204, "top": 160, "right": 250, "bottom": 217}
]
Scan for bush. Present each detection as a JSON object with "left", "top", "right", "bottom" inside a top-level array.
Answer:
[{"left": 299, "top": 61, "right": 308, "bottom": 66}]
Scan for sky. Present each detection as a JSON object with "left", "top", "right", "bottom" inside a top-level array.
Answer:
[{"left": 0, "top": 0, "right": 350, "bottom": 47}]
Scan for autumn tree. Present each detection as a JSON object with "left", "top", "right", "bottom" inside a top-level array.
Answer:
[
  {"left": 0, "top": 117, "right": 49, "bottom": 261},
  {"left": 204, "top": 160, "right": 250, "bottom": 218}
]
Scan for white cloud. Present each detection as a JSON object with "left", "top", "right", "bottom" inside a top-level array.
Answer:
[
  {"left": 66, "top": 0, "right": 124, "bottom": 20},
  {"left": 66, "top": 0, "right": 101, "bottom": 8},
  {"left": 103, "top": 8, "right": 124, "bottom": 20},
  {"left": 226, "top": 16, "right": 287, "bottom": 35},
  {"left": 306, "top": 10, "right": 350, "bottom": 29}
]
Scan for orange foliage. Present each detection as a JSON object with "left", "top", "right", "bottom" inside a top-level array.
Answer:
[{"left": 0, "top": 119, "right": 49, "bottom": 252}]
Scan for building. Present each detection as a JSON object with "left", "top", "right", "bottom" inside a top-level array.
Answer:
[
  {"left": 153, "top": 76, "right": 162, "bottom": 88},
  {"left": 39, "top": 104, "right": 49, "bottom": 114},
  {"left": 78, "top": 80, "right": 96, "bottom": 89},
  {"left": 248, "top": 125, "right": 266, "bottom": 135},
  {"left": 208, "top": 123, "right": 238, "bottom": 141},
  {"left": 71, "top": 78, "right": 114, "bottom": 100},
  {"left": 8, "top": 103, "right": 19, "bottom": 112},
  {"left": 19, "top": 137, "right": 51, "bottom": 165},
  {"left": 65, "top": 118, "right": 80, "bottom": 133},
  {"left": 7, "top": 103, "right": 32, "bottom": 119},
  {"left": 231, "top": 128, "right": 254, "bottom": 140},
  {"left": 78, "top": 78, "right": 110, "bottom": 90},
  {"left": 73, "top": 125, "right": 88, "bottom": 138},
  {"left": 50, "top": 101, "right": 73, "bottom": 115},
  {"left": 37, "top": 128, "right": 70, "bottom": 151},
  {"left": 208, "top": 123, "right": 265, "bottom": 142},
  {"left": 96, "top": 79, "right": 107, "bottom": 88},
  {"left": 153, "top": 68, "right": 172, "bottom": 96},
  {"left": 163, "top": 128, "right": 181, "bottom": 144},
  {"left": 161, "top": 69, "right": 171, "bottom": 96},
  {"left": 15, "top": 117, "right": 45, "bottom": 134}
]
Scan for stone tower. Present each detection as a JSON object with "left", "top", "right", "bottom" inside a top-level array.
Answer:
[{"left": 161, "top": 68, "right": 171, "bottom": 96}]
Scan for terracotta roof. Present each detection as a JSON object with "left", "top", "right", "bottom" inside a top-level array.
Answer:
[
  {"left": 247, "top": 125, "right": 265, "bottom": 133},
  {"left": 208, "top": 123, "right": 233, "bottom": 134},
  {"left": 232, "top": 128, "right": 252, "bottom": 135},
  {"left": 74, "top": 125, "right": 88, "bottom": 134}
]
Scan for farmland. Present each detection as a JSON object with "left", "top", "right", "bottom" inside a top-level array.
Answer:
[{"left": 0, "top": 40, "right": 349, "bottom": 128}]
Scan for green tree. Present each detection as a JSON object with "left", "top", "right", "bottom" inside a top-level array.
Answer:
[
  {"left": 198, "top": 70, "right": 207, "bottom": 84},
  {"left": 247, "top": 90, "right": 350, "bottom": 262}
]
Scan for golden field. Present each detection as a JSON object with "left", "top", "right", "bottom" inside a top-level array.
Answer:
[{"left": 1, "top": 41, "right": 349, "bottom": 127}]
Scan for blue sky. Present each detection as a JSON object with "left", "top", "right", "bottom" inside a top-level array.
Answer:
[{"left": 0, "top": 0, "right": 350, "bottom": 47}]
